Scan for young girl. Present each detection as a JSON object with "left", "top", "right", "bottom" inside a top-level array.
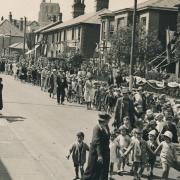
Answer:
[
  {"left": 109, "top": 133, "right": 119, "bottom": 179},
  {"left": 66, "top": 132, "right": 89, "bottom": 180},
  {"left": 154, "top": 131, "right": 180, "bottom": 180}
]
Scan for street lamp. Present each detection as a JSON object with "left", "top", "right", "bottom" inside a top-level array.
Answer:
[{"left": 129, "top": 0, "right": 137, "bottom": 91}]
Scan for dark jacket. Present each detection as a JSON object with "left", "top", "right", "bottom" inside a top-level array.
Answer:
[
  {"left": 83, "top": 125, "right": 110, "bottom": 180},
  {"left": 0, "top": 83, "right": 3, "bottom": 110}
]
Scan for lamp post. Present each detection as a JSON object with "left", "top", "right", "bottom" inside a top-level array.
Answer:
[{"left": 129, "top": 0, "right": 137, "bottom": 91}]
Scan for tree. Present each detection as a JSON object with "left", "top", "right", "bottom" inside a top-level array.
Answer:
[{"left": 109, "top": 24, "right": 163, "bottom": 73}]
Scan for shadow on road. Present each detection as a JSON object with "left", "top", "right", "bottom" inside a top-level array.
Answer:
[
  {"left": 0, "top": 116, "right": 25, "bottom": 123},
  {"left": 0, "top": 159, "right": 12, "bottom": 180}
]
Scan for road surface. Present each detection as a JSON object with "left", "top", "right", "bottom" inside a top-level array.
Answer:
[{"left": 0, "top": 75, "right": 179, "bottom": 180}]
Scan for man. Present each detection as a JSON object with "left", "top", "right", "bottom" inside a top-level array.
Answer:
[
  {"left": 56, "top": 70, "right": 67, "bottom": 105},
  {"left": 134, "top": 87, "right": 147, "bottom": 112},
  {"left": 83, "top": 112, "right": 111, "bottom": 180},
  {"left": 115, "top": 70, "right": 123, "bottom": 88},
  {"left": 114, "top": 88, "right": 135, "bottom": 128}
]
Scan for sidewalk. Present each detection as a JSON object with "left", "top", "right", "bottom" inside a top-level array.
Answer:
[{"left": 0, "top": 118, "right": 53, "bottom": 180}]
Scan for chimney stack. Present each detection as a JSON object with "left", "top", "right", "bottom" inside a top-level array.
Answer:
[
  {"left": 9, "top": 12, "right": 13, "bottom": 23},
  {"left": 58, "top": 13, "right": 63, "bottom": 22},
  {"left": 72, "top": 0, "right": 86, "bottom": 18},
  {"left": 95, "top": 0, "right": 109, "bottom": 12},
  {"left": 20, "top": 17, "right": 24, "bottom": 31}
]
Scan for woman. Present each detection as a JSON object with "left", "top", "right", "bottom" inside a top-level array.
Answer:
[
  {"left": 84, "top": 77, "right": 93, "bottom": 110},
  {"left": 0, "top": 78, "right": 3, "bottom": 114},
  {"left": 83, "top": 112, "right": 111, "bottom": 180}
]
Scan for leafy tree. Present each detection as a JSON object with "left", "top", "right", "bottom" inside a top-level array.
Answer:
[{"left": 108, "top": 24, "right": 163, "bottom": 73}]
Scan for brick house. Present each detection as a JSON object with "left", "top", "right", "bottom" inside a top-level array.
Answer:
[
  {"left": 40, "top": 9, "right": 111, "bottom": 59},
  {"left": 99, "top": 0, "right": 180, "bottom": 62}
]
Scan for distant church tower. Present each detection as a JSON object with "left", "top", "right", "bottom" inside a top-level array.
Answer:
[
  {"left": 38, "top": 0, "right": 62, "bottom": 26},
  {"left": 95, "top": 0, "right": 109, "bottom": 12},
  {"left": 72, "top": 0, "right": 86, "bottom": 18}
]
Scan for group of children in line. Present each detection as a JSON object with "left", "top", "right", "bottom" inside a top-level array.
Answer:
[{"left": 66, "top": 125, "right": 179, "bottom": 180}]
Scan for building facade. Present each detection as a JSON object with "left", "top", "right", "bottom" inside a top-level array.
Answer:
[{"left": 38, "top": 0, "right": 62, "bottom": 27}]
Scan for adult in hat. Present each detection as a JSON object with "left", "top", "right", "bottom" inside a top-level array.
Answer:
[
  {"left": 83, "top": 112, "right": 111, "bottom": 180},
  {"left": 114, "top": 88, "right": 135, "bottom": 128},
  {"left": 0, "top": 78, "right": 3, "bottom": 114},
  {"left": 115, "top": 70, "right": 123, "bottom": 88},
  {"left": 160, "top": 115, "right": 178, "bottom": 143}
]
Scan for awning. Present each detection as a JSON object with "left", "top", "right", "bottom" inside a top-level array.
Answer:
[
  {"left": 9, "top": 42, "right": 28, "bottom": 50},
  {"left": 25, "top": 45, "right": 40, "bottom": 55}
]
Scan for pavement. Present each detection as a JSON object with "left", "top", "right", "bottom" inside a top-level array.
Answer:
[{"left": 0, "top": 74, "right": 179, "bottom": 180}]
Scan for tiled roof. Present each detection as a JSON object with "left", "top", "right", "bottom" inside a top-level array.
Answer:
[
  {"left": 34, "top": 21, "right": 61, "bottom": 33},
  {"left": 137, "top": 0, "right": 180, "bottom": 9},
  {"left": 0, "top": 19, "right": 23, "bottom": 37},
  {"left": 43, "top": 9, "right": 111, "bottom": 33}
]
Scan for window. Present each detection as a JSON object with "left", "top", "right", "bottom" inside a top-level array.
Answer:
[
  {"left": 56, "top": 33, "right": 59, "bottom": 42},
  {"left": 72, "top": 28, "right": 75, "bottom": 40},
  {"left": 59, "top": 32, "right": 61, "bottom": 42},
  {"left": 64, "top": 30, "right": 66, "bottom": 41},
  {"left": 52, "top": 33, "right": 55, "bottom": 43},
  {"left": 141, "top": 17, "right": 147, "bottom": 31},
  {"left": 109, "top": 20, "right": 114, "bottom": 38},
  {"left": 117, "top": 17, "right": 125, "bottom": 29},
  {"left": 78, "top": 27, "right": 81, "bottom": 41},
  {"left": 101, "top": 21, "right": 106, "bottom": 40}
]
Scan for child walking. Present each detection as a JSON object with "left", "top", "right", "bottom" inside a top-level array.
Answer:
[
  {"left": 147, "top": 130, "right": 158, "bottom": 178},
  {"left": 123, "top": 128, "right": 154, "bottom": 180},
  {"left": 109, "top": 133, "right": 119, "bottom": 179},
  {"left": 154, "top": 131, "right": 180, "bottom": 180},
  {"left": 66, "top": 132, "right": 89, "bottom": 180}
]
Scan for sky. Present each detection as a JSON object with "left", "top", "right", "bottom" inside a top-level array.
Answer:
[{"left": 0, "top": 0, "right": 147, "bottom": 21}]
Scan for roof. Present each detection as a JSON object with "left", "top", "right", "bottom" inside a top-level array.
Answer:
[
  {"left": 34, "top": 21, "right": 62, "bottom": 33},
  {"left": 137, "top": 0, "right": 180, "bottom": 10},
  {"left": 43, "top": 9, "right": 111, "bottom": 33},
  {"left": 9, "top": 42, "right": 28, "bottom": 50},
  {"left": 0, "top": 19, "right": 24, "bottom": 37}
]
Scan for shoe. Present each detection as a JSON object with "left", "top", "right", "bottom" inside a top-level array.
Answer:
[{"left": 73, "top": 177, "right": 79, "bottom": 180}]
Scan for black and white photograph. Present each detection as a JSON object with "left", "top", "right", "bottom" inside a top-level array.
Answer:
[{"left": 0, "top": 0, "right": 180, "bottom": 179}]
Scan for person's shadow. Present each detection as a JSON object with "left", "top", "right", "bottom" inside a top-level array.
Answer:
[{"left": 0, "top": 115, "right": 26, "bottom": 123}]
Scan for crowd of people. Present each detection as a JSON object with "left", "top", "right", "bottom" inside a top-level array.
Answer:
[{"left": 0, "top": 57, "right": 180, "bottom": 180}]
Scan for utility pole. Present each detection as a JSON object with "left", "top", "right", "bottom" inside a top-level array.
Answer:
[
  {"left": 23, "top": 17, "right": 27, "bottom": 58},
  {"left": 129, "top": 0, "right": 137, "bottom": 91}
]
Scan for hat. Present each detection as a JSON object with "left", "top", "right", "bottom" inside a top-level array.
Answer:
[
  {"left": 122, "top": 88, "right": 129, "bottom": 94},
  {"left": 148, "top": 130, "right": 156, "bottom": 136},
  {"left": 155, "top": 113, "right": 164, "bottom": 120},
  {"left": 149, "top": 120, "right": 157, "bottom": 126},
  {"left": 53, "top": 69, "right": 56, "bottom": 72},
  {"left": 146, "top": 109, "right": 153, "bottom": 116},
  {"left": 98, "top": 112, "right": 111, "bottom": 122},
  {"left": 137, "top": 87, "right": 143, "bottom": 91},
  {"left": 159, "top": 94, "right": 166, "bottom": 100},
  {"left": 76, "top": 131, "right": 84, "bottom": 138},
  {"left": 119, "top": 125, "right": 127, "bottom": 131},
  {"left": 163, "top": 131, "right": 173, "bottom": 140},
  {"left": 135, "top": 128, "right": 143, "bottom": 134}
]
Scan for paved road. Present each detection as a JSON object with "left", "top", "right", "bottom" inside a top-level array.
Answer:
[{"left": 0, "top": 75, "right": 179, "bottom": 180}]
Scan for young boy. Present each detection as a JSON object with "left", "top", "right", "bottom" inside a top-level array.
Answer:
[
  {"left": 116, "top": 125, "right": 131, "bottom": 173},
  {"left": 123, "top": 128, "right": 154, "bottom": 180},
  {"left": 147, "top": 130, "right": 158, "bottom": 178},
  {"left": 66, "top": 132, "right": 89, "bottom": 180}
]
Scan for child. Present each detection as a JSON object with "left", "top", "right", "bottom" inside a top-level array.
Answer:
[
  {"left": 116, "top": 125, "right": 131, "bottom": 173},
  {"left": 66, "top": 132, "right": 89, "bottom": 180},
  {"left": 123, "top": 128, "right": 153, "bottom": 180},
  {"left": 122, "top": 116, "right": 132, "bottom": 135},
  {"left": 147, "top": 130, "right": 158, "bottom": 178},
  {"left": 154, "top": 131, "right": 180, "bottom": 180},
  {"left": 109, "top": 133, "right": 119, "bottom": 179}
]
